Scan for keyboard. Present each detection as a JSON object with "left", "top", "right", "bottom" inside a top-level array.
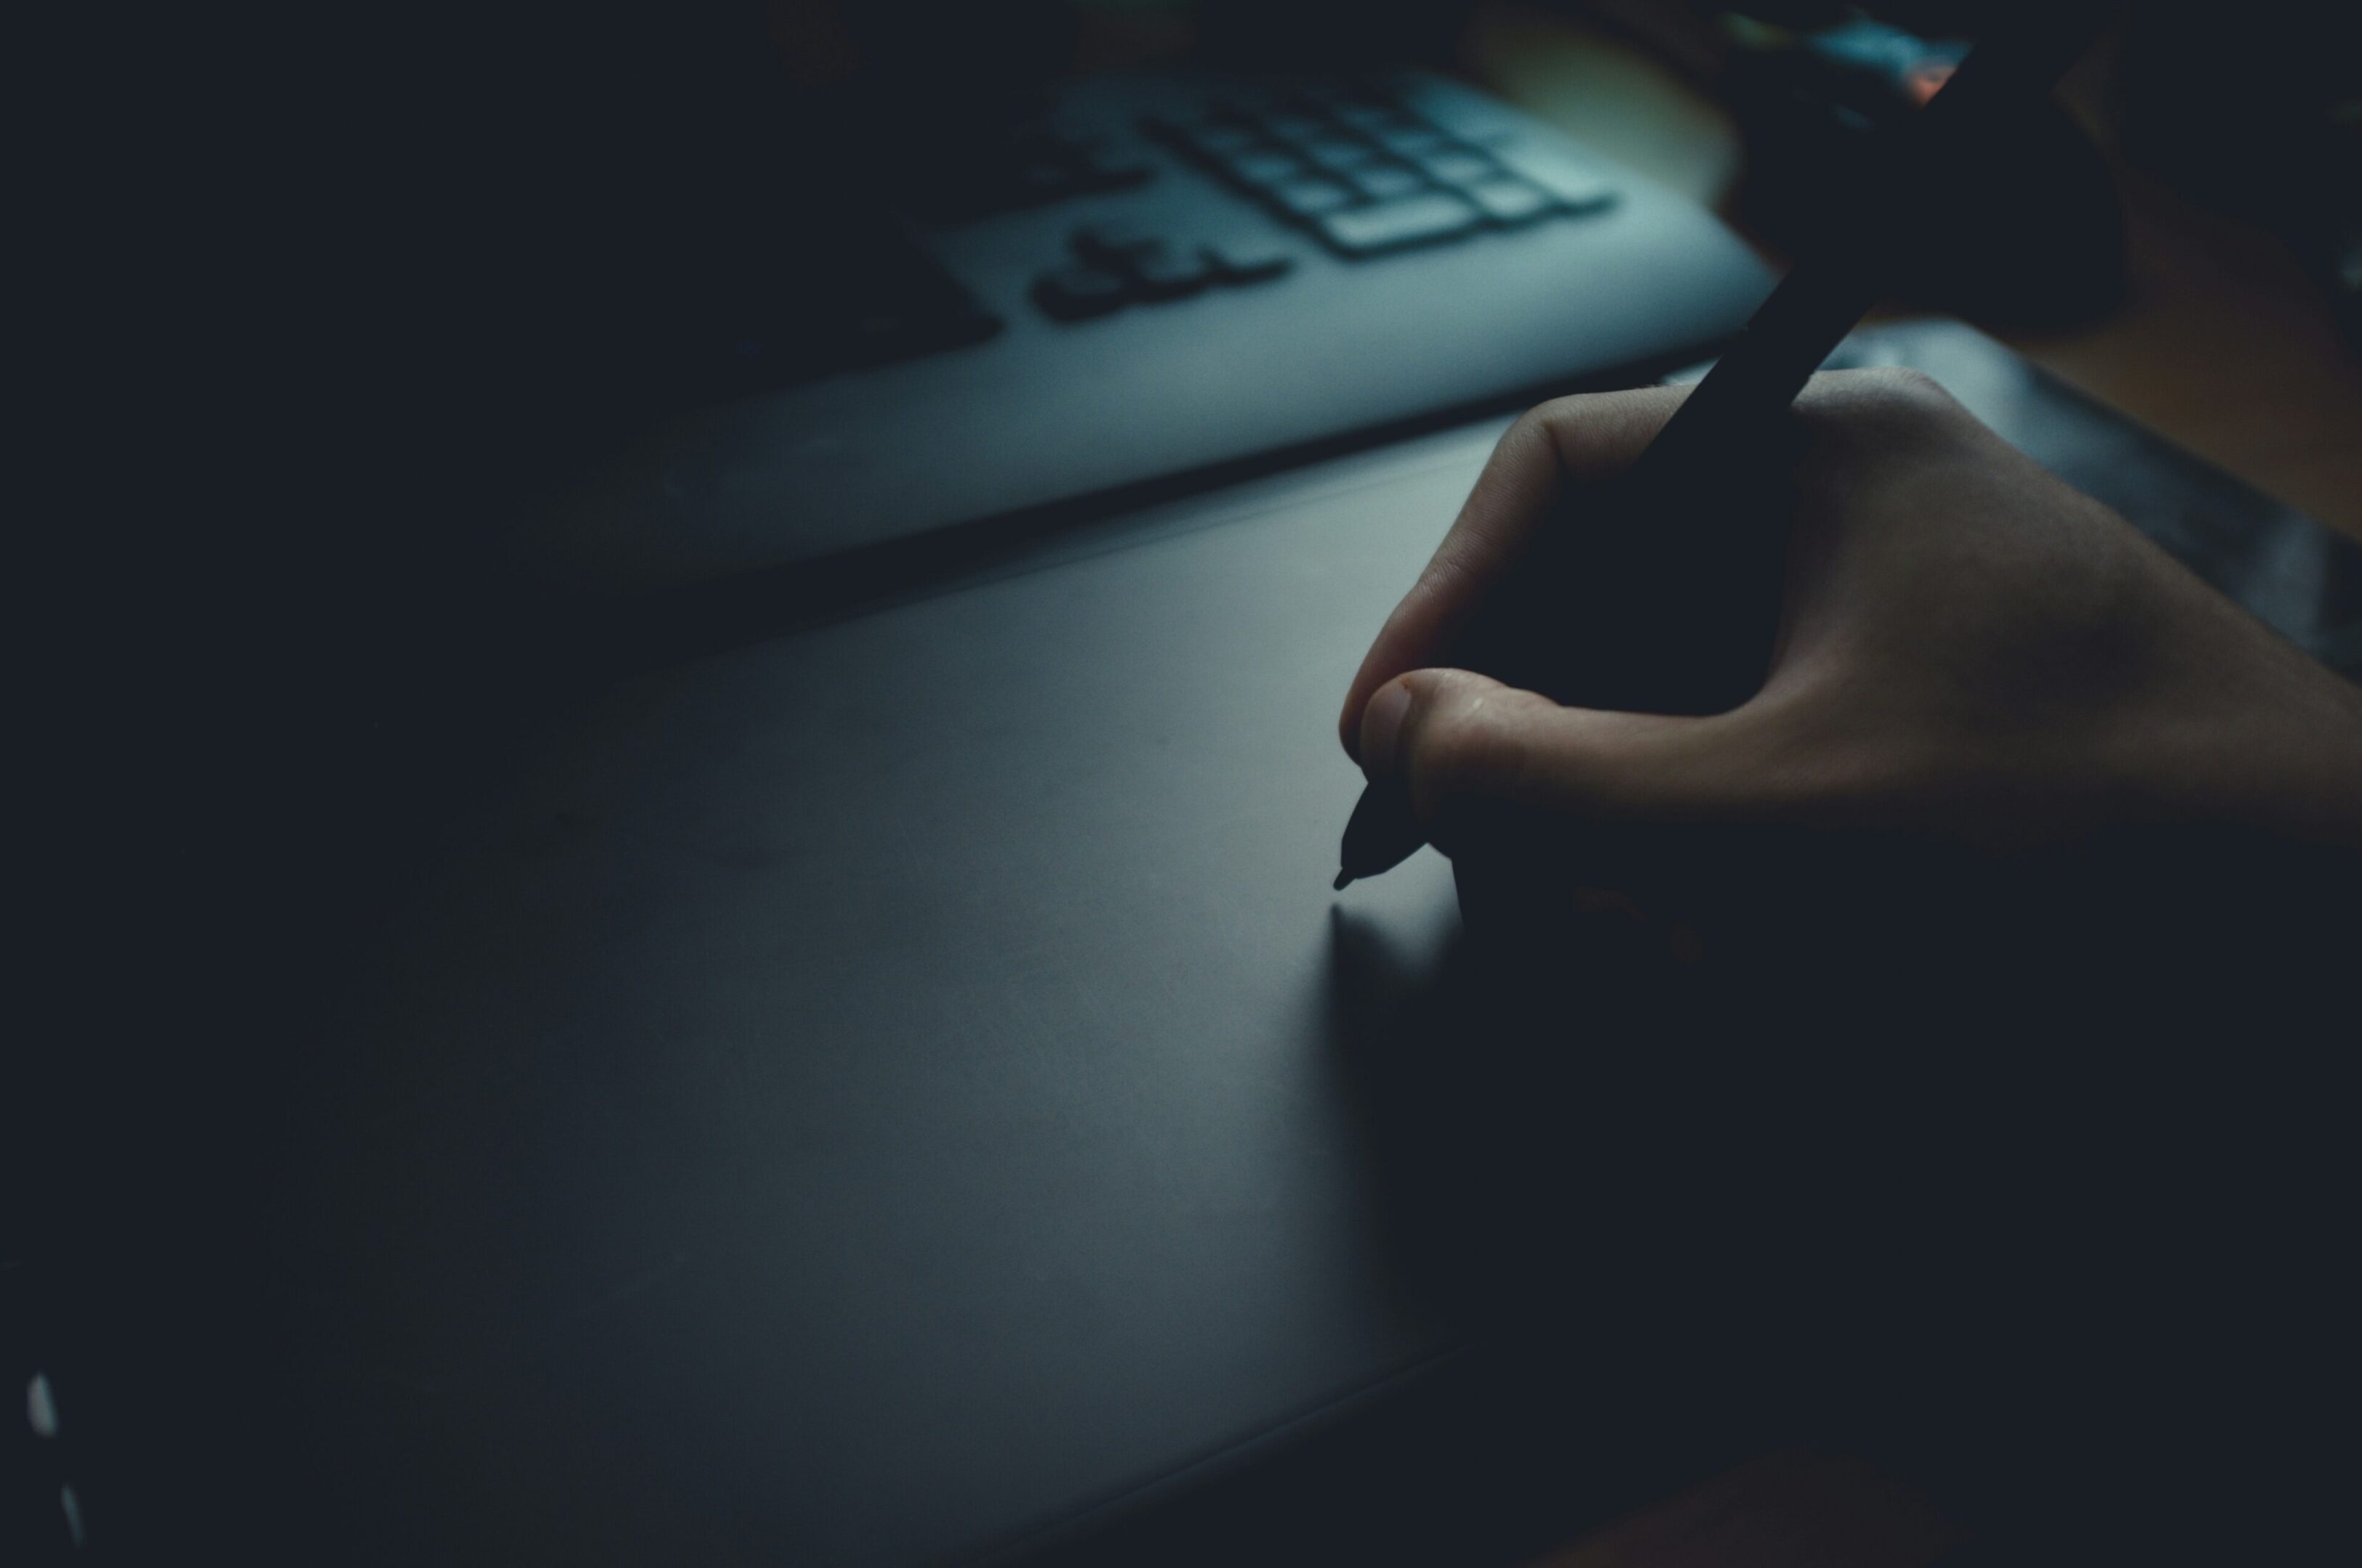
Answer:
[
  {"left": 1033, "top": 76, "right": 1626, "bottom": 319},
  {"left": 531, "top": 70, "right": 1775, "bottom": 603},
  {"left": 1152, "top": 81, "right": 1621, "bottom": 245}
]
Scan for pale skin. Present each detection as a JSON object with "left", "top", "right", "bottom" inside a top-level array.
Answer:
[{"left": 1339, "top": 369, "right": 2362, "bottom": 875}]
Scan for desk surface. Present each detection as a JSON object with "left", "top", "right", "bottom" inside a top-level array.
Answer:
[{"left": 288, "top": 428, "right": 1492, "bottom": 1565}]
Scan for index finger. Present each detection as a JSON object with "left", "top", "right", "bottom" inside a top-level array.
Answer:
[{"left": 1337, "top": 383, "right": 1693, "bottom": 763}]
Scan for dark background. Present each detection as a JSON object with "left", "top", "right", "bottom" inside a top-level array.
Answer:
[{"left": 14, "top": 2, "right": 2358, "bottom": 1559}]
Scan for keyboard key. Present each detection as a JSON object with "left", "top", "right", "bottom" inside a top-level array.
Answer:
[
  {"left": 1301, "top": 135, "right": 1380, "bottom": 173},
  {"left": 1264, "top": 110, "right": 1331, "bottom": 142},
  {"left": 1489, "top": 143, "right": 1618, "bottom": 211},
  {"left": 1221, "top": 147, "right": 1310, "bottom": 187},
  {"left": 1031, "top": 264, "right": 1131, "bottom": 321},
  {"left": 1333, "top": 103, "right": 1423, "bottom": 135},
  {"left": 1125, "top": 242, "right": 1215, "bottom": 301},
  {"left": 1268, "top": 175, "right": 1359, "bottom": 218},
  {"left": 1202, "top": 242, "right": 1295, "bottom": 285},
  {"left": 1316, "top": 192, "right": 1483, "bottom": 255},
  {"left": 1413, "top": 147, "right": 1501, "bottom": 187},
  {"left": 1371, "top": 122, "right": 1457, "bottom": 160},
  {"left": 1462, "top": 176, "right": 1557, "bottom": 224},
  {"left": 1071, "top": 224, "right": 1162, "bottom": 264},
  {"left": 1350, "top": 162, "right": 1431, "bottom": 201}
]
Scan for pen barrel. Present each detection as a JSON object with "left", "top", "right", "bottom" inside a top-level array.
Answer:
[
  {"left": 1448, "top": 0, "right": 2122, "bottom": 719},
  {"left": 1449, "top": 420, "right": 1804, "bottom": 719},
  {"left": 1443, "top": 113, "right": 1890, "bottom": 716}
]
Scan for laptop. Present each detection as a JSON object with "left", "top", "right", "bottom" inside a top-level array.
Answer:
[{"left": 473, "top": 4, "right": 1773, "bottom": 604}]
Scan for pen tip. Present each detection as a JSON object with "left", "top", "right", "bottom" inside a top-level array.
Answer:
[{"left": 1332, "top": 869, "right": 1354, "bottom": 891}]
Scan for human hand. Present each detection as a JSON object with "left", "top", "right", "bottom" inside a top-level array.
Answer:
[{"left": 1338, "top": 370, "right": 2362, "bottom": 905}]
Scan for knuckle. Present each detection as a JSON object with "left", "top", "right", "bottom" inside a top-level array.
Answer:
[
  {"left": 1860, "top": 363, "right": 1951, "bottom": 405},
  {"left": 1488, "top": 403, "right": 1566, "bottom": 475},
  {"left": 1868, "top": 366, "right": 1964, "bottom": 430},
  {"left": 1506, "top": 401, "right": 1562, "bottom": 444},
  {"left": 1406, "top": 692, "right": 1476, "bottom": 803},
  {"left": 1498, "top": 401, "right": 1581, "bottom": 478},
  {"left": 1803, "top": 364, "right": 1964, "bottom": 437},
  {"left": 1406, "top": 680, "right": 1534, "bottom": 809},
  {"left": 1793, "top": 367, "right": 1975, "bottom": 481},
  {"left": 1519, "top": 394, "right": 1588, "bottom": 439},
  {"left": 1524, "top": 385, "right": 1685, "bottom": 460}
]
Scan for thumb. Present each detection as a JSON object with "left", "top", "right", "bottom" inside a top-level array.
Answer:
[{"left": 1357, "top": 669, "right": 1791, "bottom": 838}]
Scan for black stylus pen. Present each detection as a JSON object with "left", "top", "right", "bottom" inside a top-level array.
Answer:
[{"left": 1333, "top": 0, "right": 2119, "bottom": 891}]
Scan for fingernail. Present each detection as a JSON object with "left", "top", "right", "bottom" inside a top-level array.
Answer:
[{"left": 1361, "top": 681, "right": 1413, "bottom": 777}]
